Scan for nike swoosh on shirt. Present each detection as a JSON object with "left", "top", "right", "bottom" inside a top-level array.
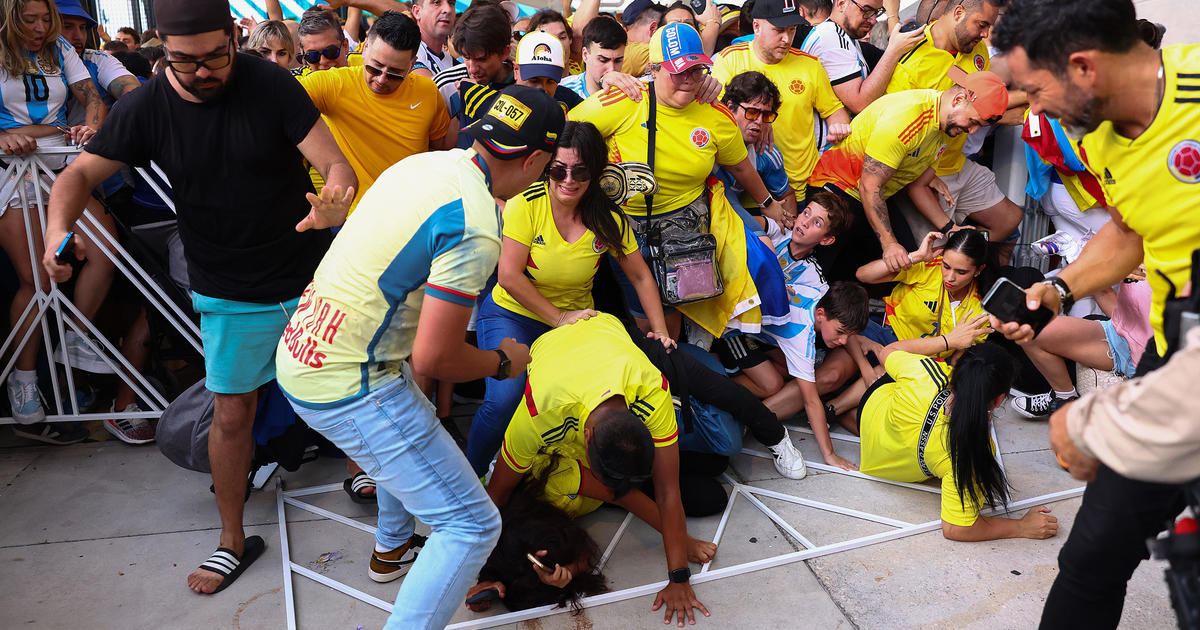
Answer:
[{"left": 410, "top": 102, "right": 421, "bottom": 109}]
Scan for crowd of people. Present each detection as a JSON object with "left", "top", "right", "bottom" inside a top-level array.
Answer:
[{"left": 0, "top": 0, "right": 1193, "bottom": 627}]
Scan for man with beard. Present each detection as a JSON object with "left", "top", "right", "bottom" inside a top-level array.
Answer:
[
  {"left": 41, "top": 0, "right": 356, "bottom": 596},
  {"left": 990, "top": 0, "right": 1199, "bottom": 627},
  {"left": 885, "top": 0, "right": 1022, "bottom": 259},
  {"left": 799, "top": 0, "right": 925, "bottom": 114}
]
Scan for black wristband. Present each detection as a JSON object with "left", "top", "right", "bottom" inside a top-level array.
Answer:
[
  {"left": 669, "top": 567, "right": 691, "bottom": 583},
  {"left": 939, "top": 220, "right": 955, "bottom": 234},
  {"left": 494, "top": 349, "right": 511, "bottom": 380},
  {"left": 1043, "top": 276, "right": 1075, "bottom": 315}
]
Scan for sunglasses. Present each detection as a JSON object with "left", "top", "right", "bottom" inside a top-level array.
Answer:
[
  {"left": 164, "top": 43, "right": 232, "bottom": 74},
  {"left": 512, "top": 30, "right": 527, "bottom": 42},
  {"left": 364, "top": 63, "right": 407, "bottom": 82},
  {"left": 736, "top": 104, "right": 778, "bottom": 123},
  {"left": 547, "top": 163, "right": 590, "bottom": 181},
  {"left": 302, "top": 44, "right": 341, "bottom": 65}
]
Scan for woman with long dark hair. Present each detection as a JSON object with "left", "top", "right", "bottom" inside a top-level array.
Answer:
[
  {"left": 858, "top": 342, "right": 1059, "bottom": 541},
  {"left": 856, "top": 228, "right": 994, "bottom": 359},
  {"left": 466, "top": 121, "right": 671, "bottom": 477}
]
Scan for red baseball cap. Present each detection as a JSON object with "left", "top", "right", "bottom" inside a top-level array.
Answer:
[{"left": 947, "top": 66, "right": 1008, "bottom": 121}]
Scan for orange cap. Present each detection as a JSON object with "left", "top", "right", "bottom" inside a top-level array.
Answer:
[{"left": 947, "top": 66, "right": 1009, "bottom": 120}]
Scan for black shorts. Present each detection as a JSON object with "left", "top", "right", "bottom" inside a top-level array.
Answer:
[{"left": 714, "top": 334, "right": 769, "bottom": 375}]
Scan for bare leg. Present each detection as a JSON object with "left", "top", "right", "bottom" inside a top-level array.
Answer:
[
  {"left": 0, "top": 206, "right": 46, "bottom": 371},
  {"left": 112, "top": 307, "right": 149, "bottom": 410},
  {"left": 968, "top": 198, "right": 1022, "bottom": 265},
  {"left": 764, "top": 379, "right": 806, "bottom": 420},
  {"left": 188, "top": 389, "right": 258, "bottom": 594},
  {"left": 67, "top": 199, "right": 117, "bottom": 321},
  {"left": 732, "top": 361, "right": 784, "bottom": 399},
  {"left": 345, "top": 458, "right": 375, "bottom": 497},
  {"left": 1021, "top": 316, "right": 1114, "bottom": 393},
  {"left": 815, "top": 348, "right": 857, "bottom": 396}
]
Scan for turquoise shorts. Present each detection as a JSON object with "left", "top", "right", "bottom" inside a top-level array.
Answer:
[
  {"left": 1099, "top": 318, "right": 1135, "bottom": 377},
  {"left": 192, "top": 293, "right": 300, "bottom": 395}
]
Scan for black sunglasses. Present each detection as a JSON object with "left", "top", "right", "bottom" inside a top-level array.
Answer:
[
  {"left": 736, "top": 104, "right": 779, "bottom": 123},
  {"left": 512, "top": 30, "right": 527, "bottom": 42},
  {"left": 164, "top": 42, "right": 232, "bottom": 74},
  {"left": 302, "top": 44, "right": 341, "bottom": 65},
  {"left": 364, "top": 63, "right": 407, "bottom": 82},
  {"left": 547, "top": 163, "right": 590, "bottom": 181}
]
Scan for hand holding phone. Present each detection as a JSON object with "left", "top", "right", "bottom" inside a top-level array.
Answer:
[
  {"left": 526, "top": 552, "right": 549, "bottom": 571},
  {"left": 54, "top": 231, "right": 80, "bottom": 266},
  {"left": 982, "top": 278, "right": 1054, "bottom": 336}
]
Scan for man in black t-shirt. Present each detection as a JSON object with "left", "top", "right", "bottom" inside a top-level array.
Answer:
[{"left": 42, "top": 0, "right": 356, "bottom": 596}]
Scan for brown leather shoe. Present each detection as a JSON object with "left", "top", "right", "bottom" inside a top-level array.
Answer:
[{"left": 368, "top": 534, "right": 426, "bottom": 583}]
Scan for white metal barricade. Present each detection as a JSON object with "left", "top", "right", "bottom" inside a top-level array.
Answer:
[{"left": 0, "top": 147, "right": 202, "bottom": 425}]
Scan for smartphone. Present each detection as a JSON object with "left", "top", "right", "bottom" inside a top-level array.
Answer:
[
  {"left": 982, "top": 277, "right": 1055, "bottom": 336},
  {"left": 900, "top": 19, "right": 922, "bottom": 32},
  {"left": 465, "top": 587, "right": 500, "bottom": 605},
  {"left": 689, "top": 0, "right": 707, "bottom": 14},
  {"left": 526, "top": 552, "right": 549, "bottom": 571},
  {"left": 54, "top": 231, "right": 79, "bottom": 266}
]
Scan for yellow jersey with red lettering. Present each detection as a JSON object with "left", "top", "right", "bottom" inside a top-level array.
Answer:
[
  {"left": 883, "top": 256, "right": 987, "bottom": 358},
  {"left": 490, "top": 182, "right": 639, "bottom": 324},
  {"left": 885, "top": 23, "right": 990, "bottom": 175},
  {"left": 570, "top": 84, "right": 747, "bottom": 215},
  {"left": 1080, "top": 43, "right": 1200, "bottom": 355},
  {"left": 711, "top": 44, "right": 845, "bottom": 191},
  {"left": 808, "top": 89, "right": 947, "bottom": 200},
  {"left": 499, "top": 313, "right": 677, "bottom": 474}
]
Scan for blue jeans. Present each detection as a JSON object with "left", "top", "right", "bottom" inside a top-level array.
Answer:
[
  {"left": 467, "top": 295, "right": 551, "bottom": 476},
  {"left": 290, "top": 371, "right": 501, "bottom": 630}
]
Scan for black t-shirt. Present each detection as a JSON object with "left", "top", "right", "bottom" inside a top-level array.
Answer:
[{"left": 87, "top": 53, "right": 331, "bottom": 303}]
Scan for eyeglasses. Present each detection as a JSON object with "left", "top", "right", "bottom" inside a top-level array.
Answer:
[
  {"left": 668, "top": 65, "right": 710, "bottom": 83},
  {"left": 736, "top": 104, "right": 778, "bottom": 123},
  {"left": 364, "top": 63, "right": 407, "bottom": 82},
  {"left": 847, "top": 0, "right": 886, "bottom": 19},
  {"left": 302, "top": 44, "right": 342, "bottom": 65},
  {"left": 547, "top": 163, "right": 590, "bottom": 181},
  {"left": 511, "top": 30, "right": 526, "bottom": 42},
  {"left": 164, "top": 43, "right": 232, "bottom": 74}
]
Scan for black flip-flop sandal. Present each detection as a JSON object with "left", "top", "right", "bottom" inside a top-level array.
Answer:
[
  {"left": 343, "top": 472, "right": 377, "bottom": 504},
  {"left": 197, "top": 535, "right": 266, "bottom": 595}
]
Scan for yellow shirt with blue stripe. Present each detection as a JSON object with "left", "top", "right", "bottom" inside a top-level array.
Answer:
[
  {"left": 859, "top": 351, "right": 986, "bottom": 527},
  {"left": 277, "top": 149, "right": 501, "bottom": 408},
  {"left": 883, "top": 256, "right": 986, "bottom": 359},
  {"left": 491, "top": 182, "right": 639, "bottom": 324}
]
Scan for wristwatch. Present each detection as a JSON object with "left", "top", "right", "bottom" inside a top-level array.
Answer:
[
  {"left": 939, "top": 219, "right": 957, "bottom": 234},
  {"left": 494, "top": 349, "right": 511, "bottom": 380},
  {"left": 1042, "top": 276, "right": 1075, "bottom": 315},
  {"left": 668, "top": 567, "right": 692, "bottom": 584}
]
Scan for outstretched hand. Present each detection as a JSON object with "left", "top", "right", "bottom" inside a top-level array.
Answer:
[
  {"left": 653, "top": 581, "right": 710, "bottom": 627},
  {"left": 297, "top": 184, "right": 354, "bottom": 232}
]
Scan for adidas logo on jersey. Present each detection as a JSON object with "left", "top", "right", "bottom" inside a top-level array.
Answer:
[
  {"left": 1103, "top": 168, "right": 1116, "bottom": 186},
  {"left": 532, "top": 235, "right": 546, "bottom": 245},
  {"left": 924, "top": 300, "right": 938, "bottom": 313}
]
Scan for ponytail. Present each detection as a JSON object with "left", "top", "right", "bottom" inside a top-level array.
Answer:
[{"left": 945, "top": 343, "right": 1015, "bottom": 512}]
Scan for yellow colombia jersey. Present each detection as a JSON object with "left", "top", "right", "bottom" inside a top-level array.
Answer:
[
  {"left": 712, "top": 44, "right": 844, "bottom": 192},
  {"left": 885, "top": 22, "right": 990, "bottom": 176},
  {"left": 570, "top": 84, "right": 747, "bottom": 215},
  {"left": 531, "top": 456, "right": 605, "bottom": 519},
  {"left": 499, "top": 313, "right": 678, "bottom": 475},
  {"left": 809, "top": 89, "right": 947, "bottom": 200},
  {"left": 622, "top": 41, "right": 650, "bottom": 77},
  {"left": 859, "top": 351, "right": 986, "bottom": 527},
  {"left": 491, "top": 182, "right": 639, "bottom": 324},
  {"left": 277, "top": 149, "right": 501, "bottom": 407},
  {"left": 1081, "top": 43, "right": 1200, "bottom": 355},
  {"left": 883, "top": 256, "right": 987, "bottom": 358},
  {"left": 301, "top": 66, "right": 450, "bottom": 212}
]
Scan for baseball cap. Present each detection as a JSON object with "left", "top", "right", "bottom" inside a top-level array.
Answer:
[
  {"left": 154, "top": 0, "right": 233, "bottom": 37},
  {"left": 649, "top": 22, "right": 712, "bottom": 74},
  {"left": 947, "top": 66, "right": 1008, "bottom": 120},
  {"left": 463, "top": 85, "right": 566, "bottom": 160},
  {"left": 517, "top": 32, "right": 565, "bottom": 82},
  {"left": 55, "top": 0, "right": 96, "bottom": 26},
  {"left": 622, "top": 0, "right": 657, "bottom": 27},
  {"left": 750, "top": 0, "right": 808, "bottom": 28}
]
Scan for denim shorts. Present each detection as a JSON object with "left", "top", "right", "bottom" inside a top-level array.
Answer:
[
  {"left": 1099, "top": 319, "right": 1136, "bottom": 377},
  {"left": 192, "top": 292, "right": 299, "bottom": 394}
]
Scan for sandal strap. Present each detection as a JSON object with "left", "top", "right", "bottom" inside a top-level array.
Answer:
[
  {"left": 350, "top": 474, "right": 376, "bottom": 493},
  {"left": 198, "top": 547, "right": 240, "bottom": 577}
]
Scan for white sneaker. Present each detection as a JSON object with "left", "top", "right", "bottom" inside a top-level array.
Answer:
[
  {"left": 103, "top": 402, "right": 155, "bottom": 445},
  {"left": 55, "top": 331, "right": 116, "bottom": 374},
  {"left": 7, "top": 374, "right": 44, "bottom": 425},
  {"left": 767, "top": 429, "right": 806, "bottom": 480}
]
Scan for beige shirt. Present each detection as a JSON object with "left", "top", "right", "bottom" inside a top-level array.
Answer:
[{"left": 1068, "top": 326, "right": 1200, "bottom": 483}]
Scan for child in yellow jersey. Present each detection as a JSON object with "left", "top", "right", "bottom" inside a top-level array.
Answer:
[
  {"left": 859, "top": 342, "right": 1059, "bottom": 541},
  {"left": 468, "top": 122, "right": 674, "bottom": 478},
  {"left": 856, "top": 228, "right": 993, "bottom": 358}
]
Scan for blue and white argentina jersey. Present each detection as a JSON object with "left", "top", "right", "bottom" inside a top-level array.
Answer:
[
  {"left": 756, "top": 217, "right": 829, "bottom": 381},
  {"left": 0, "top": 37, "right": 90, "bottom": 129}
]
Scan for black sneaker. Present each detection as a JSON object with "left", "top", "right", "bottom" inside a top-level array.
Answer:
[
  {"left": 1010, "top": 392, "right": 1075, "bottom": 419},
  {"left": 13, "top": 421, "right": 89, "bottom": 445}
]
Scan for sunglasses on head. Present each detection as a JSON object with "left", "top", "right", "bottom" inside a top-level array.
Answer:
[
  {"left": 736, "top": 104, "right": 778, "bottom": 123},
  {"left": 364, "top": 63, "right": 407, "bottom": 81},
  {"left": 547, "top": 163, "right": 590, "bottom": 181},
  {"left": 302, "top": 44, "right": 341, "bottom": 65}
]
